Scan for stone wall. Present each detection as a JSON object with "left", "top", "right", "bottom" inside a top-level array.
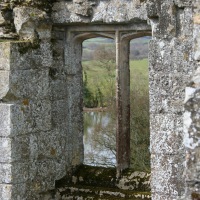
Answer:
[
  {"left": 147, "top": 1, "right": 194, "bottom": 199},
  {"left": 183, "top": 0, "right": 200, "bottom": 199},
  {"left": 0, "top": 0, "right": 199, "bottom": 200},
  {"left": 0, "top": 7, "right": 83, "bottom": 199}
]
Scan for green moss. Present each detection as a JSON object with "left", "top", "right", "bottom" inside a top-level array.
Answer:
[
  {"left": 56, "top": 165, "right": 150, "bottom": 190},
  {"left": 0, "top": 40, "right": 10, "bottom": 43},
  {"left": 59, "top": 184, "right": 151, "bottom": 200},
  {"left": 54, "top": 165, "right": 151, "bottom": 200}
]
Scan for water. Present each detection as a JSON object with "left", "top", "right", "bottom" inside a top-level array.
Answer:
[{"left": 83, "top": 111, "right": 116, "bottom": 167}]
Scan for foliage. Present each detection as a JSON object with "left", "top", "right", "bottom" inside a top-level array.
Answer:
[
  {"left": 130, "top": 69, "right": 150, "bottom": 171},
  {"left": 83, "top": 70, "right": 104, "bottom": 108},
  {"left": 82, "top": 45, "right": 116, "bottom": 108},
  {"left": 83, "top": 37, "right": 150, "bottom": 171}
]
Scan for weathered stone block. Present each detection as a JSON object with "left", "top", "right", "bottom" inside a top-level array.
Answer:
[
  {"left": 194, "top": 24, "right": 200, "bottom": 61},
  {"left": 0, "top": 164, "right": 12, "bottom": 184},
  {"left": 0, "top": 41, "right": 52, "bottom": 71},
  {"left": 52, "top": 28, "right": 66, "bottom": 40},
  {"left": 0, "top": 42, "right": 10, "bottom": 70},
  {"left": 14, "top": 6, "right": 49, "bottom": 40},
  {"left": 185, "top": 147, "right": 200, "bottom": 182},
  {"left": 11, "top": 183, "right": 27, "bottom": 200},
  {"left": 51, "top": 100, "right": 68, "bottom": 127},
  {"left": 50, "top": 78, "right": 68, "bottom": 100},
  {"left": 174, "top": 0, "right": 192, "bottom": 7},
  {"left": 0, "top": 137, "right": 11, "bottom": 163},
  {"left": 28, "top": 160, "right": 56, "bottom": 191},
  {"left": 55, "top": 159, "right": 68, "bottom": 181},
  {"left": 0, "top": 184, "right": 12, "bottom": 200},
  {"left": 181, "top": 7, "right": 193, "bottom": 38},
  {"left": 11, "top": 100, "right": 51, "bottom": 135},
  {"left": 11, "top": 162, "right": 29, "bottom": 184},
  {"left": 146, "top": 0, "right": 159, "bottom": 18},
  {"left": 52, "top": 39, "right": 65, "bottom": 61},
  {"left": 151, "top": 193, "right": 178, "bottom": 200},
  {"left": 0, "top": 104, "right": 11, "bottom": 137},
  {"left": 0, "top": 71, "right": 9, "bottom": 100},
  {"left": 150, "top": 114, "right": 183, "bottom": 154},
  {"left": 8, "top": 69, "right": 50, "bottom": 100},
  {"left": 11, "top": 135, "right": 30, "bottom": 161},
  {"left": 65, "top": 42, "right": 82, "bottom": 75},
  {"left": 151, "top": 154, "right": 184, "bottom": 196},
  {"left": 52, "top": 0, "right": 148, "bottom": 24},
  {"left": 159, "top": 2, "right": 177, "bottom": 38},
  {"left": 36, "top": 130, "right": 66, "bottom": 160},
  {"left": 30, "top": 100, "right": 52, "bottom": 132}
]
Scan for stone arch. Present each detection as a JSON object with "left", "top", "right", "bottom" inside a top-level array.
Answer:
[{"left": 62, "top": 24, "right": 152, "bottom": 175}]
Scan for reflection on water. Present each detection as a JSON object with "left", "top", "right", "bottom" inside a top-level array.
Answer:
[{"left": 83, "top": 111, "right": 116, "bottom": 167}]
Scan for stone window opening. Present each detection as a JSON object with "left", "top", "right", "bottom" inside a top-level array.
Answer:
[
  {"left": 68, "top": 29, "right": 152, "bottom": 176},
  {"left": 65, "top": 25, "right": 151, "bottom": 177},
  {"left": 81, "top": 36, "right": 151, "bottom": 172},
  {"left": 82, "top": 37, "right": 117, "bottom": 167}
]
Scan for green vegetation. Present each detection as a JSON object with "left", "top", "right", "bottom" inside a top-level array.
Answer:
[
  {"left": 83, "top": 37, "right": 150, "bottom": 171},
  {"left": 130, "top": 60, "right": 150, "bottom": 171},
  {"left": 82, "top": 59, "right": 149, "bottom": 107}
]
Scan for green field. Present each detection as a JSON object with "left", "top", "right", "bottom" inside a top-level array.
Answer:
[{"left": 82, "top": 58, "right": 149, "bottom": 98}]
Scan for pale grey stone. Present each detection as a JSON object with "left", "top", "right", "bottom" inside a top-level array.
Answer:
[
  {"left": 0, "top": 164, "right": 12, "bottom": 184},
  {"left": 194, "top": 24, "right": 200, "bottom": 61},
  {"left": 0, "top": 137, "right": 11, "bottom": 163},
  {"left": 0, "top": 42, "right": 10, "bottom": 70},
  {"left": 0, "top": 184, "right": 12, "bottom": 200},
  {"left": 0, "top": 71, "right": 9, "bottom": 100}
]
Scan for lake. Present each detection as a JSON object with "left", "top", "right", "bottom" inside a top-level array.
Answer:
[{"left": 83, "top": 111, "right": 116, "bottom": 167}]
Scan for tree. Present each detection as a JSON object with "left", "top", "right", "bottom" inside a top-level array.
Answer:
[
  {"left": 93, "top": 45, "right": 116, "bottom": 107},
  {"left": 83, "top": 70, "right": 98, "bottom": 108},
  {"left": 93, "top": 45, "right": 116, "bottom": 72}
]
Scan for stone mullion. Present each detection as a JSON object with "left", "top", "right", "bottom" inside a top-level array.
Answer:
[{"left": 116, "top": 31, "right": 130, "bottom": 175}]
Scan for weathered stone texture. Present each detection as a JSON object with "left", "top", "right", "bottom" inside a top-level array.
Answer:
[
  {"left": 148, "top": 1, "right": 195, "bottom": 200},
  {"left": 0, "top": 36, "right": 83, "bottom": 199},
  {"left": 52, "top": 0, "right": 148, "bottom": 24},
  {"left": 182, "top": 1, "right": 200, "bottom": 200},
  {"left": 184, "top": 82, "right": 200, "bottom": 199},
  {"left": 51, "top": 165, "right": 151, "bottom": 200},
  {"left": 0, "top": 0, "right": 200, "bottom": 200}
]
